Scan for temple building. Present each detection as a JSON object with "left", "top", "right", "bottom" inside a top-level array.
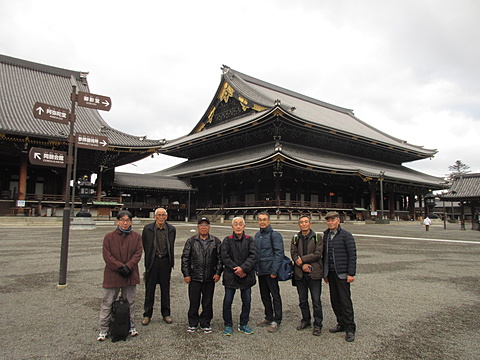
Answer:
[
  {"left": 0, "top": 54, "right": 185, "bottom": 217},
  {"left": 152, "top": 65, "right": 445, "bottom": 221}
]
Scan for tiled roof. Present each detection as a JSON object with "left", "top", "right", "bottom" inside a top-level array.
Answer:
[
  {"left": 157, "top": 141, "right": 444, "bottom": 187},
  {"left": 0, "top": 54, "right": 165, "bottom": 148},
  {"left": 181, "top": 66, "right": 437, "bottom": 160},
  {"left": 440, "top": 173, "right": 480, "bottom": 200},
  {"left": 112, "top": 172, "right": 192, "bottom": 191}
]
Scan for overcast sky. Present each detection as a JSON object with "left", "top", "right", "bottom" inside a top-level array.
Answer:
[{"left": 1, "top": 0, "right": 478, "bottom": 179}]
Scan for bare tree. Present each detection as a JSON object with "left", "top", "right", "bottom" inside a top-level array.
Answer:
[{"left": 447, "top": 160, "right": 471, "bottom": 182}]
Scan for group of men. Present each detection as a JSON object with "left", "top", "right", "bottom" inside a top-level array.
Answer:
[{"left": 97, "top": 208, "right": 357, "bottom": 343}]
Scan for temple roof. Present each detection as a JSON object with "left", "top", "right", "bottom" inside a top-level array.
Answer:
[
  {"left": 0, "top": 54, "right": 164, "bottom": 149},
  {"left": 156, "top": 141, "right": 444, "bottom": 188},
  {"left": 440, "top": 173, "right": 480, "bottom": 200},
  {"left": 112, "top": 172, "right": 192, "bottom": 191},
  {"left": 163, "top": 66, "right": 437, "bottom": 163}
]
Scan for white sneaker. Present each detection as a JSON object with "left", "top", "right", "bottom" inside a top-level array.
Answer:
[
  {"left": 187, "top": 326, "right": 197, "bottom": 333},
  {"left": 129, "top": 328, "right": 139, "bottom": 337},
  {"left": 97, "top": 331, "right": 107, "bottom": 341},
  {"left": 202, "top": 327, "right": 213, "bottom": 334}
]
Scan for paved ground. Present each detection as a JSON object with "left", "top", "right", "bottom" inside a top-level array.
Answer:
[{"left": 1, "top": 220, "right": 479, "bottom": 360}]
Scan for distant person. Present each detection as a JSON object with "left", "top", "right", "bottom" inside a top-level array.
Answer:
[
  {"left": 221, "top": 217, "right": 257, "bottom": 335},
  {"left": 323, "top": 211, "right": 357, "bottom": 342},
  {"left": 181, "top": 217, "right": 222, "bottom": 334},
  {"left": 290, "top": 215, "right": 324, "bottom": 336},
  {"left": 254, "top": 212, "right": 284, "bottom": 333},
  {"left": 97, "top": 210, "right": 143, "bottom": 341},
  {"left": 142, "top": 208, "right": 176, "bottom": 326},
  {"left": 423, "top": 216, "right": 432, "bottom": 231}
]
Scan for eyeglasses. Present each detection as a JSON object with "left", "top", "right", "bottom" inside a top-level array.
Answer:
[
  {"left": 118, "top": 218, "right": 131, "bottom": 223},
  {"left": 198, "top": 224, "right": 210, "bottom": 227},
  {"left": 155, "top": 213, "right": 167, "bottom": 217}
]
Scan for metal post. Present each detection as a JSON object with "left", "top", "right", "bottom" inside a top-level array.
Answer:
[
  {"left": 58, "top": 77, "right": 77, "bottom": 287},
  {"left": 443, "top": 200, "right": 447, "bottom": 229},
  {"left": 187, "top": 186, "right": 191, "bottom": 222}
]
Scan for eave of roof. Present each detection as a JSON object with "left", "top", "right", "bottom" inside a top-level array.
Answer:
[
  {"left": 156, "top": 141, "right": 444, "bottom": 188},
  {"left": 112, "top": 172, "right": 193, "bottom": 191},
  {"left": 440, "top": 173, "right": 480, "bottom": 200}
]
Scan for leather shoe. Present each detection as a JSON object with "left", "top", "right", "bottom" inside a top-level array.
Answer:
[
  {"left": 163, "top": 316, "right": 173, "bottom": 324},
  {"left": 312, "top": 327, "right": 322, "bottom": 336},
  {"left": 345, "top": 332, "right": 355, "bottom": 342},
  {"left": 296, "top": 321, "right": 311, "bottom": 330},
  {"left": 329, "top": 325, "right": 345, "bottom": 333},
  {"left": 141, "top": 317, "right": 150, "bottom": 326}
]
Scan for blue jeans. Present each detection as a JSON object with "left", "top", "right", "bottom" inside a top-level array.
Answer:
[
  {"left": 296, "top": 276, "right": 323, "bottom": 328},
  {"left": 223, "top": 287, "right": 252, "bottom": 327}
]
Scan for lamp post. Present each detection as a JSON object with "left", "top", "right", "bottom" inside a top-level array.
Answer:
[
  {"left": 379, "top": 171, "right": 385, "bottom": 220},
  {"left": 76, "top": 175, "right": 95, "bottom": 217},
  {"left": 424, "top": 193, "right": 436, "bottom": 218}
]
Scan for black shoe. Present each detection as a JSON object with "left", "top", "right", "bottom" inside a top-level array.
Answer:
[
  {"left": 312, "top": 327, "right": 322, "bottom": 336},
  {"left": 329, "top": 325, "right": 345, "bottom": 333},
  {"left": 296, "top": 321, "right": 311, "bottom": 330},
  {"left": 345, "top": 332, "right": 355, "bottom": 342}
]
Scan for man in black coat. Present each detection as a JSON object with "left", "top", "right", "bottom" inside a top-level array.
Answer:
[
  {"left": 141, "top": 207, "right": 176, "bottom": 326},
  {"left": 221, "top": 217, "right": 256, "bottom": 335},
  {"left": 181, "top": 216, "right": 222, "bottom": 333},
  {"left": 323, "top": 211, "right": 357, "bottom": 342}
]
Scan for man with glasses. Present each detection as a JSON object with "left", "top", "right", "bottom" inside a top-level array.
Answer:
[
  {"left": 290, "top": 215, "right": 324, "bottom": 336},
  {"left": 97, "top": 210, "right": 143, "bottom": 341},
  {"left": 141, "top": 207, "right": 176, "bottom": 326},
  {"left": 322, "top": 211, "right": 357, "bottom": 342},
  {"left": 254, "top": 212, "right": 284, "bottom": 333},
  {"left": 181, "top": 216, "right": 222, "bottom": 333}
]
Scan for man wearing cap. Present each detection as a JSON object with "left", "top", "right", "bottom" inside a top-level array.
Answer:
[
  {"left": 141, "top": 207, "right": 176, "bottom": 326},
  {"left": 181, "top": 217, "right": 222, "bottom": 333},
  {"left": 323, "top": 211, "right": 357, "bottom": 342}
]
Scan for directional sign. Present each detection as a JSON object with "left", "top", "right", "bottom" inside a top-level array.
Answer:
[
  {"left": 77, "top": 91, "right": 112, "bottom": 111},
  {"left": 29, "top": 147, "right": 67, "bottom": 168},
  {"left": 75, "top": 132, "right": 109, "bottom": 151},
  {"left": 32, "top": 102, "right": 70, "bottom": 124}
]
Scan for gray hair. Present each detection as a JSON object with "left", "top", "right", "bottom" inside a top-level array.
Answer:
[{"left": 231, "top": 216, "right": 245, "bottom": 225}]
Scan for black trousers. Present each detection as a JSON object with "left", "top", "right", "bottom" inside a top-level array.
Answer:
[
  {"left": 327, "top": 271, "right": 356, "bottom": 333},
  {"left": 188, "top": 280, "right": 215, "bottom": 328},
  {"left": 258, "top": 275, "right": 282, "bottom": 324},
  {"left": 143, "top": 256, "right": 171, "bottom": 318}
]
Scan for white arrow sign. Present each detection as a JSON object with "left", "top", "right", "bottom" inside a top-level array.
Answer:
[
  {"left": 34, "top": 152, "right": 42, "bottom": 160},
  {"left": 99, "top": 140, "right": 107, "bottom": 147},
  {"left": 102, "top": 100, "right": 110, "bottom": 108},
  {"left": 36, "top": 106, "right": 44, "bottom": 115}
]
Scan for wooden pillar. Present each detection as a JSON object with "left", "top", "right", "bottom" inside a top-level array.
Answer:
[
  {"left": 275, "top": 176, "right": 281, "bottom": 207},
  {"left": 18, "top": 154, "right": 28, "bottom": 201},
  {"left": 389, "top": 191, "right": 395, "bottom": 219},
  {"left": 370, "top": 186, "right": 377, "bottom": 212},
  {"left": 409, "top": 193, "right": 415, "bottom": 220},
  {"left": 96, "top": 171, "right": 103, "bottom": 201}
]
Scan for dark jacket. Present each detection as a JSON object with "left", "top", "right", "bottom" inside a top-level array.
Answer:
[
  {"left": 323, "top": 226, "right": 357, "bottom": 279},
  {"left": 221, "top": 233, "right": 257, "bottom": 289},
  {"left": 142, "top": 221, "right": 176, "bottom": 272},
  {"left": 290, "top": 229, "right": 323, "bottom": 280},
  {"left": 254, "top": 225, "right": 284, "bottom": 276},
  {"left": 102, "top": 228, "right": 143, "bottom": 288},
  {"left": 181, "top": 234, "right": 223, "bottom": 282}
]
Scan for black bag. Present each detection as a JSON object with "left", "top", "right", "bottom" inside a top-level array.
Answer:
[{"left": 109, "top": 293, "right": 130, "bottom": 342}]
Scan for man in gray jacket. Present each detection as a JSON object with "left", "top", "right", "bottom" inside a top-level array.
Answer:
[
  {"left": 254, "top": 212, "right": 284, "bottom": 333},
  {"left": 323, "top": 211, "right": 357, "bottom": 342}
]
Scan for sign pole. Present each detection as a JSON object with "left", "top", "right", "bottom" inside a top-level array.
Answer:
[{"left": 58, "top": 77, "right": 77, "bottom": 287}]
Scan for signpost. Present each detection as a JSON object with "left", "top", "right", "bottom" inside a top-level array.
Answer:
[
  {"left": 75, "top": 132, "right": 109, "bottom": 151},
  {"left": 77, "top": 91, "right": 112, "bottom": 111},
  {"left": 28, "top": 147, "right": 67, "bottom": 168},
  {"left": 32, "top": 102, "right": 70, "bottom": 124},
  {"left": 32, "top": 84, "right": 111, "bottom": 287}
]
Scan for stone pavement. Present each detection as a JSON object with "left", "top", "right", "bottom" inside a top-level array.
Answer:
[{"left": 1, "top": 220, "right": 479, "bottom": 359}]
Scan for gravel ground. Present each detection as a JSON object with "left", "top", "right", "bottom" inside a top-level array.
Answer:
[{"left": 1, "top": 220, "right": 479, "bottom": 360}]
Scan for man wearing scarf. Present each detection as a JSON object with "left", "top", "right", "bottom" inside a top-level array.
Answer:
[{"left": 97, "top": 210, "right": 143, "bottom": 341}]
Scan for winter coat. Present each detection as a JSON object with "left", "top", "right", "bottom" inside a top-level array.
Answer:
[
  {"left": 254, "top": 225, "right": 284, "bottom": 276},
  {"left": 221, "top": 233, "right": 257, "bottom": 289},
  {"left": 181, "top": 234, "right": 223, "bottom": 282},
  {"left": 102, "top": 228, "right": 142, "bottom": 288},
  {"left": 290, "top": 229, "right": 323, "bottom": 280},
  {"left": 323, "top": 226, "right": 357, "bottom": 279},
  {"left": 142, "top": 221, "right": 176, "bottom": 272}
]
